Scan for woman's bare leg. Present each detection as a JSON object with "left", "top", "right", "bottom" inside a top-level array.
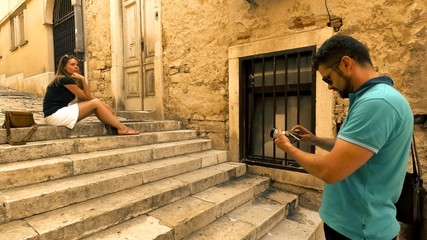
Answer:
[
  {"left": 103, "top": 101, "right": 115, "bottom": 115},
  {"left": 77, "top": 99, "right": 138, "bottom": 134}
]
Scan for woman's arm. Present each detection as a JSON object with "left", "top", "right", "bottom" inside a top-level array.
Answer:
[
  {"left": 73, "top": 73, "right": 92, "bottom": 99},
  {"left": 64, "top": 73, "right": 93, "bottom": 101}
]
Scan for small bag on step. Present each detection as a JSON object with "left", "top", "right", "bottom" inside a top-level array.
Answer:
[{"left": 2, "top": 111, "right": 38, "bottom": 145}]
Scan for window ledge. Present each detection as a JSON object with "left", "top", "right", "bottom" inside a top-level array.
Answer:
[{"left": 19, "top": 40, "right": 28, "bottom": 47}]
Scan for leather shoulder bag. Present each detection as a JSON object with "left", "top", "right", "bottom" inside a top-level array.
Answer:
[
  {"left": 395, "top": 134, "right": 424, "bottom": 238},
  {"left": 2, "top": 111, "right": 38, "bottom": 145}
]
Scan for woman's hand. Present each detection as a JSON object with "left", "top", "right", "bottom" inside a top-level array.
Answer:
[
  {"left": 66, "top": 72, "right": 93, "bottom": 100},
  {"left": 71, "top": 73, "right": 85, "bottom": 82}
]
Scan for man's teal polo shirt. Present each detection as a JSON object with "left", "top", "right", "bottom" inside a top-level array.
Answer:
[{"left": 319, "top": 76, "right": 413, "bottom": 239}]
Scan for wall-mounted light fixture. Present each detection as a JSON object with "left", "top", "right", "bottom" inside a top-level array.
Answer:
[
  {"left": 327, "top": 18, "right": 343, "bottom": 32},
  {"left": 325, "top": 0, "right": 343, "bottom": 32}
]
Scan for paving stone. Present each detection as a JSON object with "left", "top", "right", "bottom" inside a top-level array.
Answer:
[
  {"left": 185, "top": 215, "right": 257, "bottom": 240},
  {"left": 82, "top": 215, "right": 173, "bottom": 240}
]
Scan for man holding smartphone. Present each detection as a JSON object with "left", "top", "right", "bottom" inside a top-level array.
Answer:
[{"left": 274, "top": 35, "right": 413, "bottom": 240}]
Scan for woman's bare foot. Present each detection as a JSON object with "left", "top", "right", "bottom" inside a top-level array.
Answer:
[{"left": 118, "top": 126, "right": 140, "bottom": 135}]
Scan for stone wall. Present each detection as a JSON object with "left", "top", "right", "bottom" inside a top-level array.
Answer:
[
  {"left": 161, "top": 0, "right": 426, "bottom": 149},
  {"left": 83, "top": 0, "right": 113, "bottom": 106},
  {"left": 160, "top": 0, "right": 427, "bottom": 237},
  {"left": 161, "top": 0, "right": 232, "bottom": 149}
]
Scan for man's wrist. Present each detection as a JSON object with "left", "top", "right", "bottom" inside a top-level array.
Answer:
[
  {"left": 282, "top": 140, "right": 295, "bottom": 152},
  {"left": 286, "top": 144, "right": 299, "bottom": 158}
]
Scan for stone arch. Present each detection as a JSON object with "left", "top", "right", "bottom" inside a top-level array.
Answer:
[{"left": 43, "top": 0, "right": 55, "bottom": 24}]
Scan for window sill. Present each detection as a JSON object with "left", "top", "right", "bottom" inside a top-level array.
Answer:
[{"left": 19, "top": 40, "right": 28, "bottom": 47}]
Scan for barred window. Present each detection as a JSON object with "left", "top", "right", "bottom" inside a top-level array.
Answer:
[
  {"left": 10, "top": 10, "right": 27, "bottom": 51},
  {"left": 240, "top": 47, "right": 316, "bottom": 172}
]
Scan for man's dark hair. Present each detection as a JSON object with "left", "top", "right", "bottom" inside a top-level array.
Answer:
[{"left": 313, "top": 35, "right": 373, "bottom": 70}]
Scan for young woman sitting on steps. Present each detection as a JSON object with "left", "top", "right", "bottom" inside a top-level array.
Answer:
[{"left": 43, "top": 54, "right": 139, "bottom": 135}]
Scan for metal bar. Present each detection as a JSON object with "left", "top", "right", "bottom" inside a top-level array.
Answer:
[
  {"left": 296, "top": 53, "right": 301, "bottom": 149},
  {"left": 249, "top": 59, "right": 255, "bottom": 160},
  {"left": 297, "top": 53, "right": 301, "bottom": 125},
  {"left": 239, "top": 59, "right": 246, "bottom": 160},
  {"left": 310, "top": 48, "right": 317, "bottom": 153},
  {"left": 241, "top": 159, "right": 307, "bottom": 173},
  {"left": 272, "top": 56, "right": 277, "bottom": 161},
  {"left": 284, "top": 54, "right": 289, "bottom": 166},
  {"left": 261, "top": 57, "right": 266, "bottom": 159}
]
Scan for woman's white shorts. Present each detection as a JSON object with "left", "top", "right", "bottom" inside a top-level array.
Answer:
[{"left": 44, "top": 104, "right": 79, "bottom": 129}]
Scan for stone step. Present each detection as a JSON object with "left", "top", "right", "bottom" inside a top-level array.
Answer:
[
  {"left": 0, "top": 138, "right": 212, "bottom": 190},
  {"left": 82, "top": 174, "right": 270, "bottom": 240},
  {"left": 0, "top": 120, "right": 181, "bottom": 144},
  {"left": 82, "top": 187, "right": 296, "bottom": 240},
  {"left": 185, "top": 188, "right": 298, "bottom": 240},
  {"left": 0, "top": 150, "right": 232, "bottom": 222},
  {"left": 116, "top": 110, "right": 158, "bottom": 121},
  {"left": 0, "top": 169, "right": 261, "bottom": 240},
  {"left": 83, "top": 215, "right": 174, "bottom": 240},
  {"left": 261, "top": 207, "right": 325, "bottom": 240},
  {"left": 0, "top": 129, "right": 199, "bottom": 164},
  {"left": 147, "top": 175, "right": 271, "bottom": 240}
]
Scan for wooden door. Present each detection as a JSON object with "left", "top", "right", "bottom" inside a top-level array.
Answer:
[
  {"left": 122, "top": 0, "right": 156, "bottom": 110},
  {"left": 122, "top": 0, "right": 143, "bottom": 110}
]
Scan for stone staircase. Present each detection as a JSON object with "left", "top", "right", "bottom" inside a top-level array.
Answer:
[{"left": 0, "top": 117, "right": 323, "bottom": 239}]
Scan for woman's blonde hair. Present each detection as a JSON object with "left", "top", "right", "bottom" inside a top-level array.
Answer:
[{"left": 49, "top": 54, "right": 79, "bottom": 87}]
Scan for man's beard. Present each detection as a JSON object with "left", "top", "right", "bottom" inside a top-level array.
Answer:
[{"left": 335, "top": 70, "right": 353, "bottom": 98}]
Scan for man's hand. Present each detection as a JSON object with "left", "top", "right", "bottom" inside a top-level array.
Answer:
[
  {"left": 291, "top": 125, "right": 336, "bottom": 151},
  {"left": 290, "top": 125, "right": 316, "bottom": 144},
  {"left": 274, "top": 129, "right": 293, "bottom": 152}
]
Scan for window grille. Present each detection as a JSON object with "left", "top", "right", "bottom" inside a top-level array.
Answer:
[
  {"left": 53, "top": 0, "right": 77, "bottom": 71},
  {"left": 240, "top": 47, "right": 316, "bottom": 172}
]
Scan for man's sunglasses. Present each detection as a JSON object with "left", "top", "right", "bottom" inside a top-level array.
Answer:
[{"left": 322, "top": 61, "right": 341, "bottom": 85}]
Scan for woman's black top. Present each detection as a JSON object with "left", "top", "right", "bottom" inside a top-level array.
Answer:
[{"left": 43, "top": 77, "right": 76, "bottom": 117}]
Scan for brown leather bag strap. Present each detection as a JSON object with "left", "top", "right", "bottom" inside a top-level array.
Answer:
[
  {"left": 3, "top": 111, "right": 12, "bottom": 144},
  {"left": 411, "top": 133, "right": 421, "bottom": 178},
  {"left": 22, "top": 124, "right": 38, "bottom": 143}
]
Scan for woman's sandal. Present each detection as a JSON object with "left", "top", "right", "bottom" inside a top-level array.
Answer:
[{"left": 118, "top": 127, "right": 140, "bottom": 135}]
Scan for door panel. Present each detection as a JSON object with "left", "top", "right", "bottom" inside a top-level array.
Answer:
[
  {"left": 123, "top": 0, "right": 143, "bottom": 110},
  {"left": 142, "top": 0, "right": 155, "bottom": 58},
  {"left": 141, "top": 0, "right": 156, "bottom": 110}
]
